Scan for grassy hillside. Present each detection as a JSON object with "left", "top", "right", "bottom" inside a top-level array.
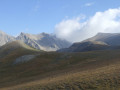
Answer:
[{"left": 0, "top": 43, "right": 120, "bottom": 90}]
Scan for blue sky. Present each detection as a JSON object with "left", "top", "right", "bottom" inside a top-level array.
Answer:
[{"left": 0, "top": 0, "right": 120, "bottom": 36}]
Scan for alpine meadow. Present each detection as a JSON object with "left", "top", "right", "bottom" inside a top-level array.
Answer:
[{"left": 0, "top": 0, "right": 120, "bottom": 90}]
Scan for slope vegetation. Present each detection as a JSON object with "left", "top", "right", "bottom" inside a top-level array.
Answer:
[{"left": 0, "top": 45, "right": 120, "bottom": 90}]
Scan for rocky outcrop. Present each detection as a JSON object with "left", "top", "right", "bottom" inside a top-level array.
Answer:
[{"left": 16, "top": 32, "right": 71, "bottom": 51}]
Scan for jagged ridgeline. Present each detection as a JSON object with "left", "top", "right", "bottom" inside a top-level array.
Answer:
[{"left": 0, "top": 30, "right": 71, "bottom": 51}]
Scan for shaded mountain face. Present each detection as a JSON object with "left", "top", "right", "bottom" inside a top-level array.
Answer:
[
  {"left": 0, "top": 30, "right": 15, "bottom": 46},
  {"left": 67, "top": 41, "right": 109, "bottom": 52},
  {"left": 0, "top": 30, "right": 71, "bottom": 51},
  {"left": 58, "top": 33, "right": 120, "bottom": 52},
  {"left": 58, "top": 41, "right": 110, "bottom": 52},
  {"left": 86, "top": 33, "right": 120, "bottom": 46},
  {"left": 16, "top": 32, "right": 71, "bottom": 51}
]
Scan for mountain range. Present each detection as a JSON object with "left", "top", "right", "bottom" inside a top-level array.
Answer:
[
  {"left": 1, "top": 30, "right": 120, "bottom": 52},
  {"left": 0, "top": 30, "right": 71, "bottom": 51},
  {"left": 58, "top": 32, "right": 120, "bottom": 52}
]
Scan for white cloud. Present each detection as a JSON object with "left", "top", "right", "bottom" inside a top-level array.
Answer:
[
  {"left": 85, "top": 2, "right": 94, "bottom": 7},
  {"left": 54, "top": 8, "right": 120, "bottom": 42}
]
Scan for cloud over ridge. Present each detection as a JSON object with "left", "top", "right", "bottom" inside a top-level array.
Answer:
[{"left": 55, "top": 8, "right": 120, "bottom": 42}]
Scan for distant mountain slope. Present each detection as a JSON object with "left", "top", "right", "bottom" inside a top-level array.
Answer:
[
  {"left": 0, "top": 40, "right": 39, "bottom": 58},
  {"left": 0, "top": 30, "right": 15, "bottom": 46},
  {"left": 0, "top": 40, "right": 36, "bottom": 50},
  {"left": 86, "top": 33, "right": 120, "bottom": 46},
  {"left": 58, "top": 33, "right": 120, "bottom": 52},
  {"left": 16, "top": 32, "right": 71, "bottom": 51},
  {"left": 58, "top": 41, "right": 110, "bottom": 52}
]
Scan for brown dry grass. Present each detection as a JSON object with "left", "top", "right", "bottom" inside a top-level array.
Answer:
[{"left": 0, "top": 49, "right": 120, "bottom": 90}]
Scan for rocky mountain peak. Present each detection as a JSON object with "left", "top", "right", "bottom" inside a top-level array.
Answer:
[{"left": 0, "top": 30, "right": 15, "bottom": 46}]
